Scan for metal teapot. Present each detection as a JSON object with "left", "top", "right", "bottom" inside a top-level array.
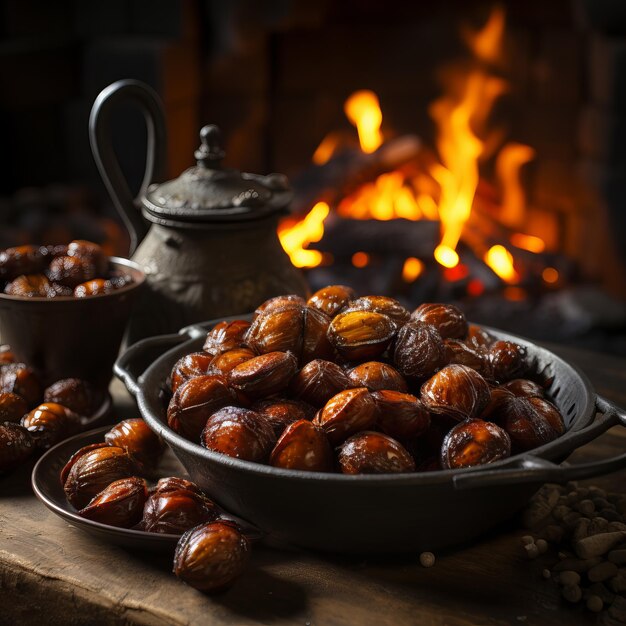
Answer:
[{"left": 89, "top": 80, "right": 308, "bottom": 343}]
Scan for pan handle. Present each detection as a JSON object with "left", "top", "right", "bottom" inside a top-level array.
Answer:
[
  {"left": 453, "top": 395, "right": 626, "bottom": 490},
  {"left": 114, "top": 333, "right": 186, "bottom": 397}
]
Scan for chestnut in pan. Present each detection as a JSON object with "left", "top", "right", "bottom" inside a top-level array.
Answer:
[
  {"left": 440, "top": 419, "right": 511, "bottom": 469},
  {"left": 338, "top": 432, "right": 416, "bottom": 474}
]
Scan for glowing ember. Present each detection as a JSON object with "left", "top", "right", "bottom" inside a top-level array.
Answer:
[
  {"left": 402, "top": 257, "right": 424, "bottom": 282},
  {"left": 312, "top": 132, "right": 340, "bottom": 165},
  {"left": 352, "top": 251, "right": 370, "bottom": 268},
  {"left": 510, "top": 233, "right": 545, "bottom": 253},
  {"left": 344, "top": 90, "right": 384, "bottom": 154},
  {"left": 542, "top": 267, "right": 559, "bottom": 284},
  {"left": 484, "top": 245, "right": 519, "bottom": 283},
  {"left": 277, "top": 201, "right": 329, "bottom": 268}
]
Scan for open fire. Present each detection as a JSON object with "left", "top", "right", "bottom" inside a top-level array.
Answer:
[{"left": 278, "top": 6, "right": 564, "bottom": 300}]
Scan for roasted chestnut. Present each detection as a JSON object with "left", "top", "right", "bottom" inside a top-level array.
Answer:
[
  {"left": 245, "top": 305, "right": 304, "bottom": 356},
  {"left": 480, "top": 386, "right": 516, "bottom": 422},
  {"left": 43, "top": 378, "right": 100, "bottom": 416},
  {"left": 173, "top": 522, "right": 250, "bottom": 592},
  {"left": 371, "top": 390, "right": 430, "bottom": 440},
  {"left": 254, "top": 294, "right": 306, "bottom": 318},
  {"left": 46, "top": 255, "right": 96, "bottom": 288},
  {"left": 104, "top": 418, "right": 165, "bottom": 473},
  {"left": 0, "top": 422, "right": 35, "bottom": 472},
  {"left": 465, "top": 324, "right": 494, "bottom": 349},
  {"left": 421, "top": 364, "right": 490, "bottom": 422},
  {"left": 392, "top": 321, "right": 447, "bottom": 380},
  {"left": 78, "top": 476, "right": 148, "bottom": 528},
  {"left": 269, "top": 419, "right": 333, "bottom": 472},
  {"left": 169, "top": 352, "right": 215, "bottom": 393},
  {"left": 444, "top": 339, "right": 490, "bottom": 377},
  {"left": 228, "top": 351, "right": 298, "bottom": 400},
  {"left": 316, "top": 387, "right": 377, "bottom": 445},
  {"left": 0, "top": 245, "right": 47, "bottom": 281},
  {"left": 154, "top": 476, "right": 205, "bottom": 496},
  {"left": 290, "top": 359, "right": 352, "bottom": 407},
  {"left": 344, "top": 295, "right": 410, "bottom": 327},
  {"left": 253, "top": 397, "right": 315, "bottom": 436},
  {"left": 338, "top": 431, "right": 416, "bottom": 474},
  {"left": 4, "top": 273, "right": 54, "bottom": 297},
  {"left": 496, "top": 396, "right": 565, "bottom": 452},
  {"left": 203, "top": 320, "right": 252, "bottom": 356},
  {"left": 167, "top": 375, "right": 236, "bottom": 441},
  {"left": 411, "top": 303, "right": 468, "bottom": 339},
  {"left": 21, "top": 402, "right": 80, "bottom": 449},
  {"left": 73, "top": 278, "right": 113, "bottom": 297},
  {"left": 60, "top": 442, "right": 110, "bottom": 485},
  {"left": 64, "top": 446, "right": 138, "bottom": 509},
  {"left": 488, "top": 340, "right": 528, "bottom": 383},
  {"left": 307, "top": 284, "right": 356, "bottom": 318},
  {"left": 440, "top": 419, "right": 511, "bottom": 469},
  {"left": 327, "top": 310, "right": 395, "bottom": 361},
  {"left": 66, "top": 240, "right": 108, "bottom": 276},
  {"left": 142, "top": 486, "right": 218, "bottom": 534},
  {"left": 0, "top": 363, "right": 41, "bottom": 407},
  {"left": 301, "top": 306, "right": 333, "bottom": 363},
  {"left": 201, "top": 407, "right": 276, "bottom": 462},
  {"left": 0, "top": 391, "right": 28, "bottom": 423},
  {"left": 208, "top": 348, "right": 256, "bottom": 376},
  {"left": 501, "top": 379, "right": 544, "bottom": 398},
  {"left": 347, "top": 361, "right": 408, "bottom": 393}
]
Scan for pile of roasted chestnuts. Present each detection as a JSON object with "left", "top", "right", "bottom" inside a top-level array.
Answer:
[
  {"left": 61, "top": 419, "right": 251, "bottom": 592},
  {"left": 0, "top": 345, "right": 104, "bottom": 473},
  {"left": 166, "top": 285, "right": 566, "bottom": 474},
  {"left": 0, "top": 240, "right": 133, "bottom": 298}
]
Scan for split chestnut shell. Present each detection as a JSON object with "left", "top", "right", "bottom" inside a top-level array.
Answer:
[
  {"left": 441, "top": 419, "right": 511, "bottom": 469},
  {"left": 338, "top": 431, "right": 416, "bottom": 474},
  {"left": 269, "top": 419, "right": 333, "bottom": 472}
]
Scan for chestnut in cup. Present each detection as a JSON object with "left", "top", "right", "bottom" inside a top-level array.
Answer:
[
  {"left": 440, "top": 419, "right": 511, "bottom": 469},
  {"left": 338, "top": 431, "right": 416, "bottom": 474}
]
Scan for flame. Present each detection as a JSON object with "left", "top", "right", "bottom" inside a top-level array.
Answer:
[
  {"left": 352, "top": 251, "right": 370, "bottom": 268},
  {"left": 510, "top": 233, "right": 545, "bottom": 253},
  {"left": 484, "top": 244, "right": 519, "bottom": 283},
  {"left": 313, "top": 132, "right": 340, "bottom": 165},
  {"left": 542, "top": 267, "right": 559, "bottom": 284},
  {"left": 277, "top": 201, "right": 329, "bottom": 268},
  {"left": 344, "top": 90, "right": 383, "bottom": 153},
  {"left": 496, "top": 143, "right": 535, "bottom": 226},
  {"left": 402, "top": 257, "right": 424, "bottom": 282},
  {"left": 465, "top": 6, "right": 506, "bottom": 64}
]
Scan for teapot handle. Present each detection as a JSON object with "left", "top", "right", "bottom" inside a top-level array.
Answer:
[{"left": 89, "top": 79, "right": 167, "bottom": 255}]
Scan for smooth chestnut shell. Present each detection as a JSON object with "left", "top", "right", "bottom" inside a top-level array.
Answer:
[
  {"left": 301, "top": 306, "right": 333, "bottom": 363},
  {"left": 209, "top": 348, "right": 256, "bottom": 376},
  {"left": 371, "top": 390, "right": 430, "bottom": 440},
  {"left": 169, "top": 352, "right": 215, "bottom": 393},
  {"left": 0, "top": 422, "right": 35, "bottom": 472},
  {"left": 465, "top": 324, "right": 494, "bottom": 349},
  {"left": 203, "top": 320, "right": 252, "bottom": 356},
  {"left": 228, "top": 351, "right": 298, "bottom": 400},
  {"left": 245, "top": 305, "right": 304, "bottom": 356},
  {"left": 316, "top": 387, "right": 377, "bottom": 445},
  {"left": 488, "top": 340, "right": 528, "bottom": 383},
  {"left": 421, "top": 364, "right": 490, "bottom": 422},
  {"left": 338, "top": 431, "right": 416, "bottom": 474},
  {"left": 142, "top": 487, "right": 218, "bottom": 534},
  {"left": 60, "top": 442, "right": 110, "bottom": 485},
  {"left": 290, "top": 359, "right": 352, "bottom": 407},
  {"left": 392, "top": 321, "right": 446, "bottom": 380},
  {"left": 78, "top": 476, "right": 148, "bottom": 528},
  {"left": 43, "top": 378, "right": 100, "bottom": 416},
  {"left": 253, "top": 398, "right": 315, "bottom": 436},
  {"left": 441, "top": 419, "right": 511, "bottom": 469},
  {"left": 201, "top": 407, "right": 276, "bottom": 462},
  {"left": 64, "top": 446, "right": 138, "bottom": 509},
  {"left": 21, "top": 402, "right": 80, "bottom": 450},
  {"left": 347, "top": 361, "right": 408, "bottom": 393},
  {"left": 0, "top": 391, "right": 28, "bottom": 423},
  {"left": 104, "top": 418, "right": 165, "bottom": 472},
  {"left": 66, "top": 240, "right": 108, "bottom": 276},
  {"left": 0, "top": 245, "right": 47, "bottom": 281},
  {"left": 411, "top": 303, "right": 468, "bottom": 339},
  {"left": 4, "top": 274, "right": 54, "bottom": 297},
  {"left": 74, "top": 278, "right": 113, "bottom": 297},
  {"left": 167, "top": 375, "right": 236, "bottom": 441},
  {"left": 307, "top": 284, "right": 356, "bottom": 318},
  {"left": 0, "top": 363, "right": 41, "bottom": 407},
  {"left": 327, "top": 310, "right": 395, "bottom": 361},
  {"left": 444, "top": 339, "right": 490, "bottom": 378},
  {"left": 173, "top": 522, "right": 250, "bottom": 592},
  {"left": 501, "top": 379, "right": 544, "bottom": 398},
  {"left": 269, "top": 419, "right": 333, "bottom": 472},
  {"left": 46, "top": 255, "right": 96, "bottom": 288},
  {"left": 344, "top": 295, "right": 410, "bottom": 327},
  {"left": 254, "top": 294, "right": 306, "bottom": 318},
  {"left": 154, "top": 476, "right": 205, "bottom": 496}
]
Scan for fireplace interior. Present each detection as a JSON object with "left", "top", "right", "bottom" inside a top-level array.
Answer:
[{"left": 1, "top": 0, "right": 625, "bottom": 353}]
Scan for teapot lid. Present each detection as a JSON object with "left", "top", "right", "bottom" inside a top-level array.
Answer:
[{"left": 142, "top": 125, "right": 292, "bottom": 224}]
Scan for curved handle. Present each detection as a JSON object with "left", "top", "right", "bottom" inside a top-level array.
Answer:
[
  {"left": 89, "top": 79, "right": 167, "bottom": 255},
  {"left": 454, "top": 395, "right": 626, "bottom": 490}
]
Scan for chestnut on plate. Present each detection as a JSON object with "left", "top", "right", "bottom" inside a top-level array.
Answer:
[
  {"left": 203, "top": 320, "right": 251, "bottom": 356},
  {"left": 73, "top": 279, "right": 114, "bottom": 298},
  {"left": 0, "top": 391, "right": 28, "bottom": 423},
  {"left": 21, "top": 402, "right": 80, "bottom": 450},
  {"left": 316, "top": 387, "right": 377, "bottom": 445},
  {"left": 488, "top": 340, "right": 528, "bottom": 383},
  {"left": 411, "top": 303, "right": 468, "bottom": 339},
  {"left": 372, "top": 390, "right": 430, "bottom": 440},
  {"left": 269, "top": 419, "right": 333, "bottom": 472},
  {"left": 201, "top": 407, "right": 276, "bottom": 462},
  {"left": 440, "top": 419, "right": 511, "bottom": 469},
  {"left": 392, "top": 321, "right": 447, "bottom": 380},
  {"left": 253, "top": 397, "right": 315, "bottom": 436},
  {"left": 290, "top": 359, "right": 352, "bottom": 407},
  {"left": 173, "top": 522, "right": 250, "bottom": 592},
  {"left": 104, "top": 418, "right": 165, "bottom": 473},
  {"left": 228, "top": 351, "right": 298, "bottom": 400},
  {"left": 327, "top": 310, "right": 395, "bottom": 361},
  {"left": 169, "top": 352, "right": 215, "bottom": 393},
  {"left": 338, "top": 431, "right": 416, "bottom": 474},
  {"left": 421, "top": 364, "right": 491, "bottom": 422},
  {"left": 307, "top": 284, "right": 356, "bottom": 318},
  {"left": 347, "top": 361, "right": 408, "bottom": 393},
  {"left": 78, "top": 476, "right": 148, "bottom": 528},
  {"left": 43, "top": 378, "right": 100, "bottom": 416},
  {"left": 0, "top": 422, "right": 35, "bottom": 472}
]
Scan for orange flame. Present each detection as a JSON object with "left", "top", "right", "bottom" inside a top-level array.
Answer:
[
  {"left": 312, "top": 132, "right": 340, "bottom": 165},
  {"left": 496, "top": 143, "right": 535, "bottom": 227},
  {"left": 402, "top": 257, "right": 424, "bottom": 282},
  {"left": 484, "top": 244, "right": 519, "bottom": 283},
  {"left": 344, "top": 90, "right": 383, "bottom": 153},
  {"left": 465, "top": 5, "right": 506, "bottom": 64},
  {"left": 510, "top": 233, "right": 545, "bottom": 253},
  {"left": 277, "top": 201, "right": 329, "bottom": 268}
]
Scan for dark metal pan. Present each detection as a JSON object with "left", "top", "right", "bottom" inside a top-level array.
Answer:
[{"left": 114, "top": 319, "right": 626, "bottom": 554}]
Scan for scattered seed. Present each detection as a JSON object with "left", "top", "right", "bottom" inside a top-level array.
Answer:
[{"left": 419, "top": 552, "right": 435, "bottom": 568}]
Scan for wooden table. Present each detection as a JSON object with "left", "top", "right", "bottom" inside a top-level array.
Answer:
[{"left": 1, "top": 344, "right": 626, "bottom": 626}]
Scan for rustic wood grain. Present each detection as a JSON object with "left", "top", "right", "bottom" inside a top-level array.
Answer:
[{"left": 0, "top": 347, "right": 625, "bottom": 626}]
